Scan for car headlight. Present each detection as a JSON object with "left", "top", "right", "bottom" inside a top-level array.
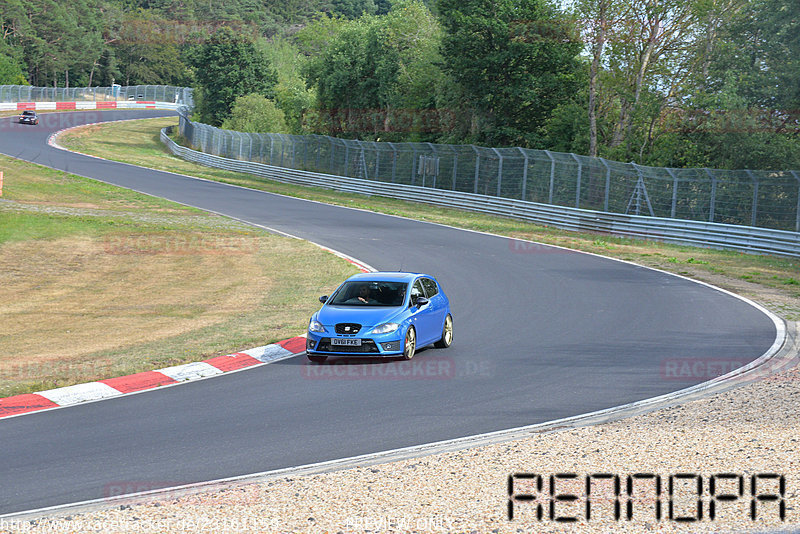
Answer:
[
  {"left": 309, "top": 319, "right": 325, "bottom": 333},
  {"left": 371, "top": 322, "right": 399, "bottom": 334}
]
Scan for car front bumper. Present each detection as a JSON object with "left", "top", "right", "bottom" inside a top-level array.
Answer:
[{"left": 306, "top": 331, "right": 404, "bottom": 356}]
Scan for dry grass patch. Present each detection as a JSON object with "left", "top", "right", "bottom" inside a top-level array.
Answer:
[
  {"left": 0, "top": 231, "right": 356, "bottom": 397},
  {"left": 0, "top": 234, "right": 268, "bottom": 365}
]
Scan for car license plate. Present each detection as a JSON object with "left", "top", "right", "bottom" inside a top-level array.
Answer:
[{"left": 331, "top": 338, "right": 361, "bottom": 346}]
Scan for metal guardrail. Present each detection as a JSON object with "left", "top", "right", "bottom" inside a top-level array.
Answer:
[{"left": 161, "top": 127, "right": 800, "bottom": 257}]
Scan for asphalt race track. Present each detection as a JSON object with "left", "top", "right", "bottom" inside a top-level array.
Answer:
[{"left": 0, "top": 111, "right": 779, "bottom": 515}]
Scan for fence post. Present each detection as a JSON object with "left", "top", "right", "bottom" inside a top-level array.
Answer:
[
  {"left": 388, "top": 142, "right": 397, "bottom": 182},
  {"left": 471, "top": 145, "right": 480, "bottom": 194},
  {"left": 791, "top": 171, "right": 800, "bottom": 232},
  {"left": 314, "top": 135, "right": 322, "bottom": 172},
  {"left": 344, "top": 141, "right": 351, "bottom": 177},
  {"left": 544, "top": 150, "right": 555, "bottom": 204},
  {"left": 354, "top": 139, "right": 366, "bottom": 179},
  {"left": 746, "top": 170, "right": 758, "bottom": 227},
  {"left": 411, "top": 146, "right": 418, "bottom": 185},
  {"left": 666, "top": 168, "right": 678, "bottom": 218},
  {"left": 630, "top": 163, "right": 654, "bottom": 216},
  {"left": 329, "top": 137, "right": 336, "bottom": 174},
  {"left": 571, "top": 153, "right": 582, "bottom": 208},
  {"left": 518, "top": 147, "right": 528, "bottom": 201},
  {"left": 452, "top": 149, "right": 458, "bottom": 191},
  {"left": 705, "top": 168, "right": 717, "bottom": 222},
  {"left": 491, "top": 148, "right": 503, "bottom": 197},
  {"left": 269, "top": 134, "right": 275, "bottom": 165},
  {"left": 374, "top": 142, "right": 381, "bottom": 180},
  {"left": 427, "top": 142, "right": 438, "bottom": 188},
  {"left": 600, "top": 158, "right": 611, "bottom": 212}
]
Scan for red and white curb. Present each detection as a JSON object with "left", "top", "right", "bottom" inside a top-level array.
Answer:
[
  {"left": 0, "top": 101, "right": 177, "bottom": 111},
  {"left": 0, "top": 336, "right": 308, "bottom": 420}
]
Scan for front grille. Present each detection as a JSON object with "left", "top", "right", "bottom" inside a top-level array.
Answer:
[
  {"left": 335, "top": 323, "right": 362, "bottom": 335},
  {"left": 317, "top": 338, "right": 379, "bottom": 353}
]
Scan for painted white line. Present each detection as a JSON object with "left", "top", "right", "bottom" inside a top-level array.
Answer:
[
  {"left": 158, "top": 362, "right": 222, "bottom": 382},
  {"left": 38, "top": 382, "right": 121, "bottom": 406}
]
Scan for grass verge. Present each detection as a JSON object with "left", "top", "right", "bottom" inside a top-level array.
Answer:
[
  {"left": 0, "top": 152, "right": 357, "bottom": 397},
  {"left": 58, "top": 116, "right": 800, "bottom": 322}
]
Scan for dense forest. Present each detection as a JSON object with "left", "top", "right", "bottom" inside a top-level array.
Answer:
[{"left": 1, "top": 0, "right": 798, "bottom": 170}]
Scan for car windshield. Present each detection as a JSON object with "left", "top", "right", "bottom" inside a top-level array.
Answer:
[
  {"left": 328, "top": 281, "right": 408, "bottom": 306},
  {"left": 22, "top": 111, "right": 35, "bottom": 116}
]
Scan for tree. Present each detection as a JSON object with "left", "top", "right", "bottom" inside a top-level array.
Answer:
[
  {"left": 2, "top": 0, "right": 103, "bottom": 87},
  {"left": 436, "top": 0, "right": 582, "bottom": 147},
  {"left": 304, "top": 17, "right": 399, "bottom": 135},
  {"left": 0, "top": 53, "right": 28, "bottom": 84},
  {"left": 303, "top": 2, "right": 447, "bottom": 140},
  {"left": 331, "top": 0, "right": 377, "bottom": 19},
  {"left": 656, "top": 0, "right": 800, "bottom": 170},
  {"left": 108, "top": 10, "right": 194, "bottom": 87},
  {"left": 191, "top": 27, "right": 278, "bottom": 126},
  {"left": 221, "top": 93, "right": 288, "bottom": 133}
]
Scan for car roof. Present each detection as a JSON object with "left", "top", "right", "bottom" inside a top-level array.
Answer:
[{"left": 345, "top": 271, "right": 426, "bottom": 283}]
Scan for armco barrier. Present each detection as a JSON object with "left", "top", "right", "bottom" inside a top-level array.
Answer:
[
  {"left": 160, "top": 128, "right": 800, "bottom": 257},
  {"left": 161, "top": 128, "right": 800, "bottom": 256}
]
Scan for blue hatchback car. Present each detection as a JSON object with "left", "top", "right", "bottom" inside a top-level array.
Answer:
[{"left": 306, "top": 272, "right": 453, "bottom": 363}]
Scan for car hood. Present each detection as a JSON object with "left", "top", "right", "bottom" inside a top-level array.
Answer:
[{"left": 316, "top": 305, "right": 405, "bottom": 327}]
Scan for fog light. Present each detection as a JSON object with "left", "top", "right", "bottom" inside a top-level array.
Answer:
[
  {"left": 381, "top": 341, "right": 399, "bottom": 351},
  {"left": 307, "top": 339, "right": 316, "bottom": 350}
]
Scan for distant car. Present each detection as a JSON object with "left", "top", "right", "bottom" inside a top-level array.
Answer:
[
  {"left": 19, "top": 110, "right": 38, "bottom": 125},
  {"left": 306, "top": 272, "right": 453, "bottom": 363}
]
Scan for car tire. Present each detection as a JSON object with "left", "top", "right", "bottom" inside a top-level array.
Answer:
[
  {"left": 307, "top": 355, "right": 327, "bottom": 364},
  {"left": 401, "top": 326, "right": 416, "bottom": 360},
  {"left": 434, "top": 314, "right": 453, "bottom": 348}
]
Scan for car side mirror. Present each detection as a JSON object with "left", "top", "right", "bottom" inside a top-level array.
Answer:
[
  {"left": 416, "top": 297, "right": 429, "bottom": 308},
  {"left": 319, "top": 295, "right": 328, "bottom": 303}
]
